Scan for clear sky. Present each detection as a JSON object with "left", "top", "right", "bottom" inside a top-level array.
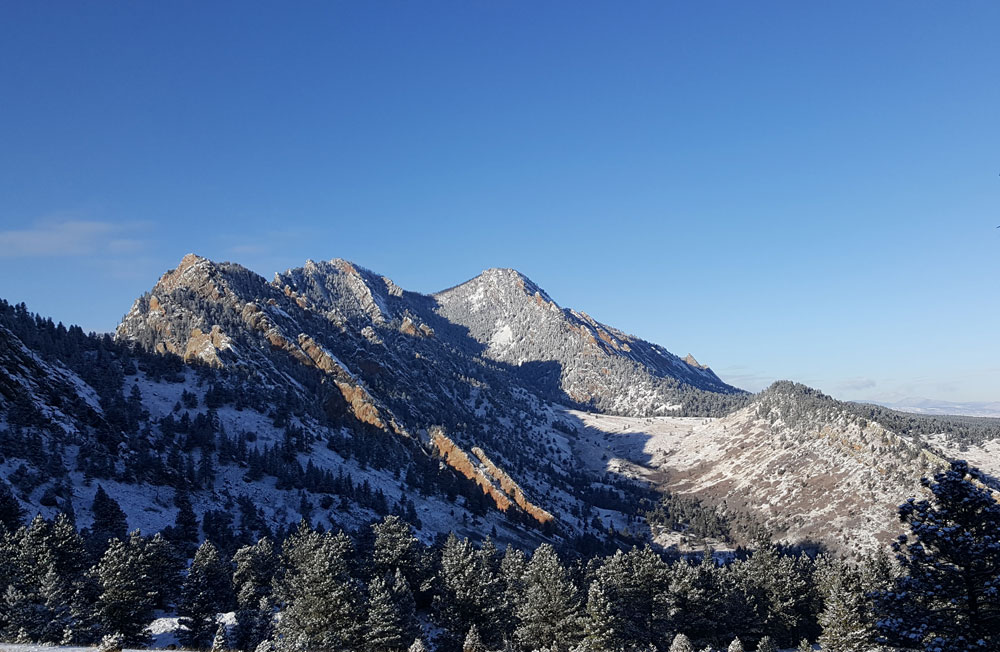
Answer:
[{"left": 1, "top": 2, "right": 997, "bottom": 403}]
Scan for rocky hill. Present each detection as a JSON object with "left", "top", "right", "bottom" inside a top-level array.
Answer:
[
  {"left": 1, "top": 254, "right": 998, "bottom": 557},
  {"left": 570, "top": 381, "right": 997, "bottom": 554},
  {"left": 434, "top": 267, "right": 743, "bottom": 415}
]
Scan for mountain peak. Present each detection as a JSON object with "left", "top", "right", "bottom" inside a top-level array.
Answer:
[
  {"left": 683, "top": 354, "right": 707, "bottom": 370},
  {"left": 437, "top": 267, "right": 556, "bottom": 308}
]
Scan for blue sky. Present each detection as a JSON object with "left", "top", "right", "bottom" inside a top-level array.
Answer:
[{"left": 1, "top": 2, "right": 997, "bottom": 402}]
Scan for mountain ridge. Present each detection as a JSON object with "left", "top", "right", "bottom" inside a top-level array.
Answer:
[{"left": 2, "top": 253, "right": 999, "bottom": 558}]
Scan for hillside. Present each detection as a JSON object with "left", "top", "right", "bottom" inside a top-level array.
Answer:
[
  {"left": 434, "top": 267, "right": 743, "bottom": 415},
  {"left": 570, "top": 381, "right": 1000, "bottom": 554},
  {"left": 1, "top": 254, "right": 998, "bottom": 559}
]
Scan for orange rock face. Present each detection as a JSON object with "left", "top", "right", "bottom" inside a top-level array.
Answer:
[
  {"left": 182, "top": 326, "right": 232, "bottom": 367},
  {"left": 431, "top": 430, "right": 513, "bottom": 512},
  {"left": 472, "top": 447, "right": 554, "bottom": 524},
  {"left": 430, "top": 430, "right": 553, "bottom": 525},
  {"left": 334, "top": 380, "right": 386, "bottom": 430}
]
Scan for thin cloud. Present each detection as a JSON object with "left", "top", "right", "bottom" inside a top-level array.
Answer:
[
  {"left": 715, "top": 366, "right": 776, "bottom": 392},
  {"left": 837, "top": 377, "right": 877, "bottom": 391},
  {"left": 228, "top": 244, "right": 270, "bottom": 255},
  {"left": 0, "top": 219, "right": 148, "bottom": 258}
]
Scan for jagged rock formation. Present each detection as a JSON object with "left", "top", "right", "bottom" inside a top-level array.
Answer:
[
  {"left": 434, "top": 268, "right": 743, "bottom": 415},
  {"left": 3, "top": 255, "right": 998, "bottom": 556},
  {"left": 112, "top": 255, "right": 660, "bottom": 541}
]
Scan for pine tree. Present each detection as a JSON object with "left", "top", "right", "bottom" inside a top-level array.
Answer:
[
  {"left": 145, "top": 532, "right": 183, "bottom": 611},
  {"left": 210, "top": 623, "right": 230, "bottom": 652},
  {"left": 87, "top": 486, "right": 128, "bottom": 559},
  {"left": 0, "top": 513, "right": 96, "bottom": 644},
  {"left": 365, "top": 570, "right": 419, "bottom": 652},
  {"left": 169, "top": 488, "right": 200, "bottom": 558},
  {"left": 585, "top": 547, "right": 672, "bottom": 650},
  {"left": 95, "top": 533, "right": 155, "bottom": 645},
  {"left": 756, "top": 636, "right": 777, "bottom": 652},
  {"left": 581, "top": 582, "right": 617, "bottom": 652},
  {"left": 0, "top": 481, "right": 25, "bottom": 533},
  {"left": 433, "top": 534, "right": 503, "bottom": 651},
  {"left": 796, "top": 639, "right": 813, "bottom": 652},
  {"left": 276, "top": 524, "right": 363, "bottom": 651},
  {"left": 97, "top": 631, "right": 126, "bottom": 652},
  {"left": 817, "top": 567, "right": 871, "bottom": 652},
  {"left": 39, "top": 566, "right": 75, "bottom": 643},
  {"left": 232, "top": 538, "right": 278, "bottom": 652},
  {"left": 2, "top": 583, "right": 45, "bottom": 643},
  {"left": 669, "top": 632, "right": 695, "bottom": 652},
  {"left": 462, "top": 624, "right": 487, "bottom": 652},
  {"left": 727, "top": 637, "right": 745, "bottom": 652},
  {"left": 498, "top": 545, "right": 527, "bottom": 639},
  {"left": 179, "top": 541, "right": 233, "bottom": 648},
  {"left": 408, "top": 639, "right": 429, "bottom": 652},
  {"left": 729, "top": 540, "right": 811, "bottom": 647},
  {"left": 514, "top": 544, "right": 582, "bottom": 652},
  {"left": 372, "top": 515, "right": 428, "bottom": 600},
  {"left": 874, "top": 460, "right": 1000, "bottom": 652},
  {"left": 668, "top": 555, "right": 725, "bottom": 646}
]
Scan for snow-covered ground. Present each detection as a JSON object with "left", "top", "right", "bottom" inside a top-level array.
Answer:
[
  {"left": 564, "top": 405, "right": 962, "bottom": 554},
  {"left": 926, "top": 433, "right": 1000, "bottom": 477}
]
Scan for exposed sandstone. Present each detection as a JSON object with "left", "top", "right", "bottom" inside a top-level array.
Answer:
[
  {"left": 182, "top": 326, "right": 233, "bottom": 367},
  {"left": 431, "top": 429, "right": 513, "bottom": 512},
  {"left": 471, "top": 446, "right": 554, "bottom": 524}
]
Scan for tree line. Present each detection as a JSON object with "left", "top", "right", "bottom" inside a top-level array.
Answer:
[{"left": 2, "top": 459, "right": 997, "bottom": 652}]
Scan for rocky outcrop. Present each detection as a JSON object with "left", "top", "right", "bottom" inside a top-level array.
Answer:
[
  {"left": 431, "top": 429, "right": 514, "bottom": 512},
  {"left": 683, "top": 354, "right": 707, "bottom": 370},
  {"left": 182, "top": 326, "right": 233, "bottom": 367},
  {"left": 471, "top": 447, "right": 553, "bottom": 524},
  {"left": 429, "top": 429, "right": 555, "bottom": 525}
]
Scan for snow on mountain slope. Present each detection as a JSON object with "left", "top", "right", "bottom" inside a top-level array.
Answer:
[
  {"left": 108, "top": 255, "right": 676, "bottom": 544},
  {"left": 569, "top": 382, "right": 955, "bottom": 554},
  {"left": 6, "top": 255, "right": 999, "bottom": 557},
  {"left": 434, "top": 268, "right": 743, "bottom": 415}
]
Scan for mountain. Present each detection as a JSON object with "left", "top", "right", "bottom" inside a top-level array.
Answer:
[
  {"left": 874, "top": 397, "right": 1000, "bottom": 419},
  {"left": 571, "top": 382, "right": 956, "bottom": 554},
  {"left": 2, "top": 253, "right": 998, "bottom": 558},
  {"left": 433, "top": 268, "right": 742, "bottom": 414}
]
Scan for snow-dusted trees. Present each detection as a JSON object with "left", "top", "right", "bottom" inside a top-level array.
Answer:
[
  {"left": 178, "top": 541, "right": 233, "bottom": 648},
  {"left": 0, "top": 514, "right": 89, "bottom": 644},
  {"left": 461, "top": 624, "right": 487, "bottom": 652},
  {"left": 498, "top": 544, "right": 527, "bottom": 638},
  {"left": 365, "top": 569, "right": 419, "bottom": 652},
  {"left": 756, "top": 635, "right": 777, "bottom": 652},
  {"left": 372, "top": 515, "right": 424, "bottom": 585},
  {"left": 727, "top": 539, "right": 813, "bottom": 648},
  {"left": 275, "top": 523, "right": 363, "bottom": 651},
  {"left": 232, "top": 537, "right": 278, "bottom": 652},
  {"left": 667, "top": 553, "right": 726, "bottom": 644},
  {"left": 95, "top": 532, "right": 158, "bottom": 645},
  {"left": 514, "top": 544, "right": 582, "bottom": 652},
  {"left": 5, "top": 462, "right": 992, "bottom": 652},
  {"left": 668, "top": 632, "right": 695, "bottom": 652},
  {"left": 817, "top": 563, "right": 872, "bottom": 652},
  {"left": 432, "top": 534, "right": 504, "bottom": 651},
  {"left": 582, "top": 546, "right": 672, "bottom": 650},
  {"left": 874, "top": 460, "right": 1000, "bottom": 651}
]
